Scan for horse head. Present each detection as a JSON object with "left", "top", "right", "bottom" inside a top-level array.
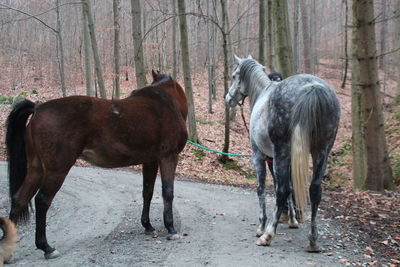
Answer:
[
  {"left": 151, "top": 69, "right": 171, "bottom": 85},
  {"left": 225, "top": 54, "right": 260, "bottom": 108}
]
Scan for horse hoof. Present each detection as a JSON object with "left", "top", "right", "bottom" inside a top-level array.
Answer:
[
  {"left": 44, "top": 249, "right": 61, "bottom": 259},
  {"left": 256, "top": 234, "right": 273, "bottom": 246},
  {"left": 256, "top": 236, "right": 268, "bottom": 246},
  {"left": 4, "top": 255, "right": 15, "bottom": 264},
  {"left": 307, "top": 245, "right": 321, "bottom": 253},
  {"left": 279, "top": 213, "right": 289, "bottom": 223},
  {"left": 145, "top": 230, "right": 158, "bottom": 238},
  {"left": 288, "top": 221, "right": 299, "bottom": 229},
  {"left": 256, "top": 229, "right": 264, "bottom": 237},
  {"left": 167, "top": 233, "right": 180, "bottom": 240}
]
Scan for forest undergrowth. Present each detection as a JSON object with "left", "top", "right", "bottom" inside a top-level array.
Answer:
[{"left": 0, "top": 59, "right": 399, "bottom": 265}]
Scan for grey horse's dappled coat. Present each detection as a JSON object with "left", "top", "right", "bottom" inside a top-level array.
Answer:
[{"left": 225, "top": 55, "right": 340, "bottom": 251}]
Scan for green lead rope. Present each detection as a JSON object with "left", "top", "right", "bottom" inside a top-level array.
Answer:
[{"left": 187, "top": 140, "right": 252, "bottom": 157}]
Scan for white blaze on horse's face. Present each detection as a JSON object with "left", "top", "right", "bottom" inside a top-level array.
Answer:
[{"left": 225, "top": 66, "right": 243, "bottom": 108}]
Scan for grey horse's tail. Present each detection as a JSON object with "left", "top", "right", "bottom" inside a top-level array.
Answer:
[{"left": 290, "top": 83, "right": 333, "bottom": 221}]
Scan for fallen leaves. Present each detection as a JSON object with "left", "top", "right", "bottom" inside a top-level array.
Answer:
[{"left": 322, "top": 188, "right": 400, "bottom": 265}]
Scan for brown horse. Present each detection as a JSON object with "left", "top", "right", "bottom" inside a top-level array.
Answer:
[{"left": 6, "top": 70, "right": 188, "bottom": 259}]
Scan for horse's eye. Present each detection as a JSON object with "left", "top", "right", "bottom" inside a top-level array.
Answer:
[{"left": 232, "top": 75, "right": 235, "bottom": 79}]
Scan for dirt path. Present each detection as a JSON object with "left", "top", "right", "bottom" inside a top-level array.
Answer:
[{"left": 0, "top": 163, "right": 364, "bottom": 266}]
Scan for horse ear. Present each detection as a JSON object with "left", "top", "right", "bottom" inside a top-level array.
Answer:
[
  {"left": 151, "top": 69, "right": 157, "bottom": 80},
  {"left": 247, "top": 55, "right": 253, "bottom": 60},
  {"left": 233, "top": 54, "right": 242, "bottom": 64}
]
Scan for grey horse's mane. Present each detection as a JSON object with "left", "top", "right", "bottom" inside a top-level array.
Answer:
[{"left": 240, "top": 59, "right": 271, "bottom": 109}]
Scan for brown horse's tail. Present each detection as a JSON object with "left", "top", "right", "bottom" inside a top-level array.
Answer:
[
  {"left": 0, "top": 217, "right": 17, "bottom": 263},
  {"left": 6, "top": 99, "right": 36, "bottom": 223}
]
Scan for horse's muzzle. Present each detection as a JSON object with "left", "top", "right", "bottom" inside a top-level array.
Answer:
[{"left": 225, "top": 95, "right": 237, "bottom": 108}]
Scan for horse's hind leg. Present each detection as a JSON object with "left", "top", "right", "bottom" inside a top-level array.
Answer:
[
  {"left": 287, "top": 194, "right": 299, "bottom": 228},
  {"left": 141, "top": 161, "right": 158, "bottom": 237},
  {"left": 267, "top": 157, "right": 295, "bottom": 225},
  {"left": 307, "top": 148, "right": 329, "bottom": 253},
  {"left": 159, "top": 154, "right": 179, "bottom": 240},
  {"left": 251, "top": 144, "right": 267, "bottom": 237},
  {"left": 10, "top": 154, "right": 43, "bottom": 223},
  {"left": 35, "top": 169, "right": 70, "bottom": 259},
  {"left": 257, "top": 144, "right": 291, "bottom": 246}
]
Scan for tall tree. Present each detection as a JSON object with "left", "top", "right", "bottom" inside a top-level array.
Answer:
[
  {"left": 351, "top": 0, "right": 393, "bottom": 190},
  {"left": 113, "top": 0, "right": 121, "bottom": 99},
  {"left": 171, "top": 0, "right": 178, "bottom": 79},
  {"left": 81, "top": 3, "right": 94, "bottom": 96},
  {"left": 293, "top": 0, "right": 301, "bottom": 73},
  {"left": 379, "top": 0, "right": 387, "bottom": 71},
  {"left": 177, "top": 0, "right": 198, "bottom": 142},
  {"left": 258, "top": 0, "right": 265, "bottom": 65},
  {"left": 301, "top": 0, "right": 312, "bottom": 73},
  {"left": 273, "top": 0, "right": 294, "bottom": 78},
  {"left": 82, "top": 0, "right": 107, "bottom": 98},
  {"left": 55, "top": 0, "right": 66, "bottom": 97},
  {"left": 397, "top": 0, "right": 400, "bottom": 88},
  {"left": 206, "top": 0, "right": 216, "bottom": 113},
  {"left": 266, "top": 0, "right": 274, "bottom": 71},
  {"left": 220, "top": 0, "right": 230, "bottom": 163},
  {"left": 341, "top": 0, "right": 349, "bottom": 89},
  {"left": 131, "top": 0, "right": 147, "bottom": 88}
]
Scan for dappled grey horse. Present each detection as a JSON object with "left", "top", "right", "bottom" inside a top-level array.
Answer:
[{"left": 225, "top": 55, "right": 340, "bottom": 251}]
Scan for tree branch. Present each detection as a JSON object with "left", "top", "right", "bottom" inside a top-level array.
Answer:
[
  {"left": 1, "top": 2, "right": 82, "bottom": 28},
  {"left": 0, "top": 2, "right": 64, "bottom": 33}
]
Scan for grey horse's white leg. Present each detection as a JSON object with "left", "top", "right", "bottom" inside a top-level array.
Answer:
[
  {"left": 287, "top": 193, "right": 299, "bottom": 228},
  {"left": 251, "top": 143, "right": 267, "bottom": 237}
]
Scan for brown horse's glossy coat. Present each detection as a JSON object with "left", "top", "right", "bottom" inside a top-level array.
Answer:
[{"left": 6, "top": 71, "right": 188, "bottom": 259}]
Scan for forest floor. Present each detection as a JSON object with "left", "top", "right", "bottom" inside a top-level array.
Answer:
[{"left": 0, "top": 59, "right": 399, "bottom": 265}]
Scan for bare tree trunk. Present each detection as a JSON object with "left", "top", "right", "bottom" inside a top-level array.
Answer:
[
  {"left": 113, "top": 0, "right": 121, "bottom": 99},
  {"left": 56, "top": 0, "right": 66, "bottom": 97},
  {"left": 293, "top": 0, "right": 301, "bottom": 73},
  {"left": 81, "top": 3, "right": 94, "bottom": 96},
  {"left": 207, "top": 0, "right": 215, "bottom": 113},
  {"left": 341, "top": 0, "right": 349, "bottom": 89},
  {"left": 273, "top": 0, "right": 294, "bottom": 78},
  {"left": 177, "top": 0, "right": 198, "bottom": 142},
  {"left": 352, "top": 0, "right": 393, "bottom": 190},
  {"left": 245, "top": 0, "right": 251, "bottom": 55},
  {"left": 221, "top": 0, "right": 230, "bottom": 163},
  {"left": 301, "top": 0, "right": 312, "bottom": 73},
  {"left": 310, "top": 0, "right": 317, "bottom": 73},
  {"left": 258, "top": 0, "right": 265, "bottom": 65},
  {"left": 267, "top": 0, "right": 274, "bottom": 71},
  {"left": 131, "top": 0, "right": 147, "bottom": 88},
  {"left": 212, "top": 0, "right": 218, "bottom": 100},
  {"left": 397, "top": 0, "right": 400, "bottom": 89},
  {"left": 171, "top": 0, "right": 178, "bottom": 78},
  {"left": 82, "top": 0, "right": 106, "bottom": 98},
  {"left": 379, "top": 0, "right": 387, "bottom": 71}
]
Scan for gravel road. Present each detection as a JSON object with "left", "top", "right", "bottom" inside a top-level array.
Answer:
[{"left": 0, "top": 162, "right": 364, "bottom": 266}]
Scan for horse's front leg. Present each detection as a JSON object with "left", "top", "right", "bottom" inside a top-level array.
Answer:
[
  {"left": 159, "top": 154, "right": 179, "bottom": 240},
  {"left": 257, "top": 145, "right": 291, "bottom": 246},
  {"left": 251, "top": 144, "right": 267, "bottom": 237},
  {"left": 141, "top": 161, "right": 158, "bottom": 237}
]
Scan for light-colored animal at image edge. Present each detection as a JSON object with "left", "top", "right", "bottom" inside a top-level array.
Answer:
[{"left": 0, "top": 217, "right": 17, "bottom": 267}]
